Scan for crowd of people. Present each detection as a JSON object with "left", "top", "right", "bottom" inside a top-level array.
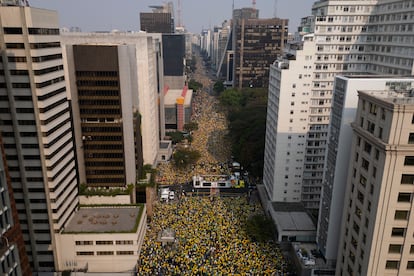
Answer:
[
  {"left": 142, "top": 53, "right": 287, "bottom": 275},
  {"left": 138, "top": 196, "right": 287, "bottom": 275},
  {"left": 156, "top": 61, "right": 231, "bottom": 185}
]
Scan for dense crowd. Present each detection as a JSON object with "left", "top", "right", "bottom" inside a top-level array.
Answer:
[
  {"left": 157, "top": 66, "right": 231, "bottom": 185},
  {"left": 143, "top": 54, "right": 287, "bottom": 275},
  {"left": 138, "top": 196, "right": 287, "bottom": 275}
]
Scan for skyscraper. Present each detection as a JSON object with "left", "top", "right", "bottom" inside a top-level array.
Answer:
[
  {"left": 336, "top": 84, "right": 414, "bottom": 275},
  {"left": 61, "top": 32, "right": 165, "bottom": 188},
  {"left": 0, "top": 133, "right": 31, "bottom": 275},
  {"left": 140, "top": 2, "right": 175, "bottom": 34},
  {"left": 232, "top": 8, "right": 288, "bottom": 89},
  {"left": 319, "top": 75, "right": 414, "bottom": 268},
  {"left": 0, "top": 5, "right": 78, "bottom": 271},
  {"left": 263, "top": 0, "right": 414, "bottom": 218}
]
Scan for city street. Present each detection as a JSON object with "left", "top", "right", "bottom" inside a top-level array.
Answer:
[{"left": 138, "top": 49, "right": 288, "bottom": 275}]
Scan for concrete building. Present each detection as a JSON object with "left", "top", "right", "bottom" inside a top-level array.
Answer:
[
  {"left": 61, "top": 32, "right": 166, "bottom": 187},
  {"left": 336, "top": 83, "right": 414, "bottom": 275},
  {"left": 162, "top": 34, "right": 186, "bottom": 90},
  {"left": 164, "top": 86, "right": 193, "bottom": 131},
  {"left": 263, "top": 34, "right": 316, "bottom": 205},
  {"left": 0, "top": 5, "right": 79, "bottom": 272},
  {"left": 55, "top": 205, "right": 146, "bottom": 273},
  {"left": 140, "top": 2, "right": 175, "bottom": 34},
  {"left": 319, "top": 76, "right": 414, "bottom": 269},
  {"left": 232, "top": 9, "right": 288, "bottom": 89},
  {"left": 263, "top": 0, "right": 414, "bottom": 220},
  {"left": 0, "top": 134, "right": 30, "bottom": 275}
]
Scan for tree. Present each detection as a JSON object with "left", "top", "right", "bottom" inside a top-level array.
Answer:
[
  {"left": 245, "top": 214, "right": 275, "bottom": 242},
  {"left": 188, "top": 79, "right": 203, "bottom": 91},
  {"left": 213, "top": 81, "right": 225, "bottom": 94},
  {"left": 172, "top": 148, "right": 201, "bottom": 169},
  {"left": 184, "top": 122, "right": 199, "bottom": 132},
  {"left": 166, "top": 131, "right": 184, "bottom": 144},
  {"left": 219, "top": 87, "right": 268, "bottom": 177},
  {"left": 218, "top": 88, "right": 242, "bottom": 108}
]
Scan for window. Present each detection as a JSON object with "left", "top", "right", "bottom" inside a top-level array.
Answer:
[
  {"left": 391, "top": 227, "right": 405, "bottom": 237},
  {"left": 388, "top": 244, "right": 402, "bottom": 254},
  {"left": 386, "top": 260, "right": 400, "bottom": 269},
  {"left": 75, "top": 241, "right": 93, "bottom": 245},
  {"left": 369, "top": 103, "right": 377, "bottom": 115},
  {"left": 394, "top": 210, "right": 409, "bottom": 220},
  {"left": 97, "top": 251, "right": 114, "bottom": 255},
  {"left": 116, "top": 251, "right": 134, "bottom": 255},
  {"left": 397, "top": 193, "right": 412, "bottom": 202},
  {"left": 409, "top": 133, "right": 414, "bottom": 144},
  {"left": 408, "top": 261, "right": 414, "bottom": 269},
  {"left": 404, "top": 156, "right": 414, "bottom": 165},
  {"left": 76, "top": 251, "right": 94, "bottom": 256},
  {"left": 362, "top": 159, "right": 369, "bottom": 170},
  {"left": 116, "top": 240, "right": 133, "bottom": 245},
  {"left": 410, "top": 245, "right": 414, "bottom": 254},
  {"left": 401, "top": 174, "right": 414, "bottom": 184},
  {"left": 96, "top": 241, "right": 113, "bottom": 245},
  {"left": 364, "top": 142, "right": 372, "bottom": 154}
]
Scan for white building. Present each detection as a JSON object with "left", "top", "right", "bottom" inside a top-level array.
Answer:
[
  {"left": 263, "top": 0, "right": 414, "bottom": 219},
  {"left": 319, "top": 76, "right": 414, "bottom": 268},
  {"left": 61, "top": 32, "right": 166, "bottom": 187},
  {"left": 56, "top": 205, "right": 147, "bottom": 273},
  {"left": 336, "top": 83, "right": 414, "bottom": 275},
  {"left": 263, "top": 34, "right": 315, "bottom": 204},
  {"left": 0, "top": 5, "right": 79, "bottom": 271}
]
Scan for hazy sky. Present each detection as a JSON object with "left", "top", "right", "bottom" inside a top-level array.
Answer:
[{"left": 30, "top": 0, "right": 313, "bottom": 33}]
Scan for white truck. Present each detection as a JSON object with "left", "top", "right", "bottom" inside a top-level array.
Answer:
[{"left": 160, "top": 188, "right": 170, "bottom": 201}]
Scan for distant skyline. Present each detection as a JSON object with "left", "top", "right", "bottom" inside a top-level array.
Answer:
[{"left": 30, "top": 0, "right": 313, "bottom": 33}]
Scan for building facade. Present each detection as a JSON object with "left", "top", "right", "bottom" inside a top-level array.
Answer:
[
  {"left": 0, "top": 6, "right": 79, "bottom": 271},
  {"left": 232, "top": 15, "right": 288, "bottom": 89},
  {"left": 0, "top": 134, "right": 30, "bottom": 275},
  {"left": 318, "top": 76, "right": 414, "bottom": 268},
  {"left": 263, "top": 0, "right": 414, "bottom": 219},
  {"left": 140, "top": 2, "right": 175, "bottom": 34},
  {"left": 337, "top": 85, "right": 414, "bottom": 275},
  {"left": 61, "top": 32, "right": 165, "bottom": 188}
]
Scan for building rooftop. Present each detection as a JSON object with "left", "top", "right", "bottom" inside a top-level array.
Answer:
[
  {"left": 360, "top": 89, "right": 414, "bottom": 105},
  {"left": 164, "top": 86, "right": 193, "bottom": 106},
  {"left": 63, "top": 205, "right": 143, "bottom": 233},
  {"left": 271, "top": 202, "right": 315, "bottom": 231}
]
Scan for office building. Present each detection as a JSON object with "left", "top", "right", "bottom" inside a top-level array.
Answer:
[
  {"left": 162, "top": 34, "right": 186, "bottom": 89},
  {"left": 319, "top": 76, "right": 414, "bottom": 268},
  {"left": 0, "top": 5, "right": 79, "bottom": 272},
  {"left": 164, "top": 86, "right": 193, "bottom": 131},
  {"left": 232, "top": 8, "right": 288, "bottom": 89},
  {"left": 55, "top": 204, "right": 147, "bottom": 273},
  {"left": 336, "top": 83, "right": 414, "bottom": 275},
  {"left": 140, "top": 2, "right": 175, "bottom": 34},
  {"left": 0, "top": 134, "right": 31, "bottom": 275},
  {"left": 263, "top": 0, "right": 414, "bottom": 219},
  {"left": 61, "top": 32, "right": 165, "bottom": 188}
]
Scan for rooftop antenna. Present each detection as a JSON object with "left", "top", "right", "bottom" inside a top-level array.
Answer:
[
  {"left": 273, "top": 0, "right": 278, "bottom": 18},
  {"left": 177, "top": 0, "right": 182, "bottom": 27},
  {"left": 252, "top": 0, "right": 256, "bottom": 10}
]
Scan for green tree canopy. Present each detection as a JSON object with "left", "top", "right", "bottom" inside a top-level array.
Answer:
[
  {"left": 184, "top": 122, "right": 199, "bottom": 132},
  {"left": 166, "top": 131, "right": 185, "bottom": 144},
  {"left": 219, "top": 87, "right": 268, "bottom": 177},
  {"left": 188, "top": 79, "right": 203, "bottom": 91},
  {"left": 172, "top": 148, "right": 201, "bottom": 170},
  {"left": 213, "top": 81, "right": 225, "bottom": 94},
  {"left": 245, "top": 214, "right": 275, "bottom": 242}
]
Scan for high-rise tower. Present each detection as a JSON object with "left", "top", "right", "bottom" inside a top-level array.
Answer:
[{"left": 0, "top": 5, "right": 78, "bottom": 271}]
